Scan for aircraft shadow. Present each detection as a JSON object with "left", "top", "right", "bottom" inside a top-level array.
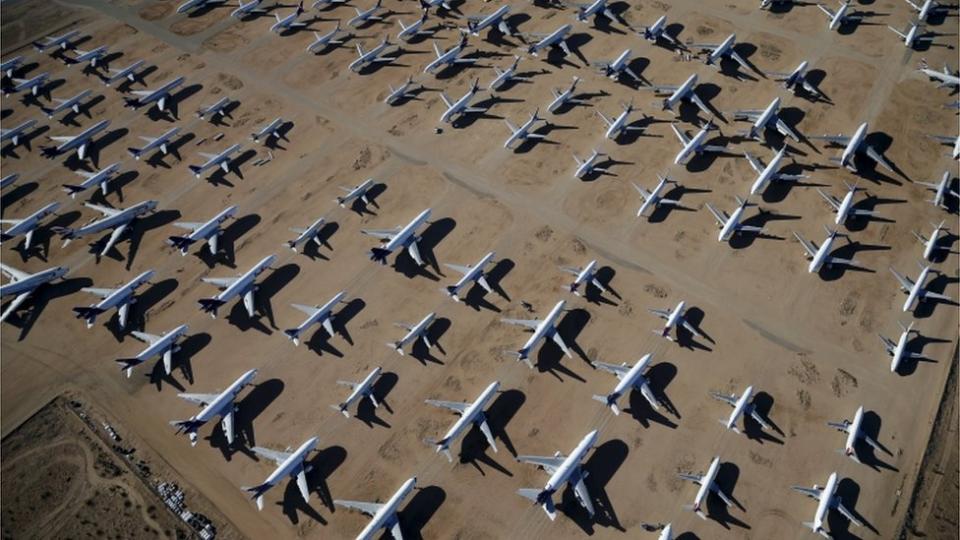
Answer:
[
  {"left": 624, "top": 362, "right": 679, "bottom": 428},
  {"left": 912, "top": 273, "right": 959, "bottom": 319},
  {"left": 830, "top": 477, "right": 879, "bottom": 537},
  {"left": 706, "top": 462, "right": 750, "bottom": 530},
  {"left": 458, "top": 389, "right": 525, "bottom": 475},
  {"left": 227, "top": 263, "right": 301, "bottom": 334},
  {"left": 8, "top": 276, "right": 91, "bottom": 341},
  {"left": 745, "top": 391, "right": 785, "bottom": 444},
  {"left": 410, "top": 317, "right": 451, "bottom": 365},
  {"left": 399, "top": 485, "right": 446, "bottom": 540},
  {"left": 199, "top": 213, "right": 261, "bottom": 269},
  {"left": 857, "top": 410, "right": 898, "bottom": 472},
  {"left": 461, "top": 258, "right": 515, "bottom": 312},
  {"left": 534, "top": 308, "right": 590, "bottom": 382},
  {"left": 355, "top": 371, "right": 398, "bottom": 428},
  {"left": 209, "top": 377, "right": 284, "bottom": 460},
  {"left": 562, "top": 439, "right": 628, "bottom": 533}
]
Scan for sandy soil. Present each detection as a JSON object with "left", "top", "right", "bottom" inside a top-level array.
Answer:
[{"left": 1, "top": 0, "right": 958, "bottom": 539}]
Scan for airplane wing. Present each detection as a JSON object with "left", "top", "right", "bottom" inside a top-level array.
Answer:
[
  {"left": 291, "top": 303, "right": 322, "bottom": 317},
  {"left": 689, "top": 93, "right": 712, "bottom": 116},
  {"left": 681, "top": 319, "right": 704, "bottom": 338},
  {"left": 713, "top": 486, "right": 735, "bottom": 507},
  {"left": 593, "top": 361, "right": 631, "bottom": 377},
  {"left": 0, "top": 264, "right": 30, "bottom": 281},
  {"left": 743, "top": 152, "right": 765, "bottom": 174},
  {"left": 173, "top": 221, "right": 204, "bottom": 231},
  {"left": 728, "top": 50, "right": 751, "bottom": 71},
  {"left": 677, "top": 472, "right": 703, "bottom": 485},
  {"left": 202, "top": 277, "right": 239, "bottom": 289},
  {"left": 889, "top": 268, "right": 914, "bottom": 291},
  {"left": 424, "top": 399, "right": 469, "bottom": 413},
  {"left": 816, "top": 189, "right": 841, "bottom": 210},
  {"left": 334, "top": 499, "right": 385, "bottom": 516},
  {"left": 834, "top": 501, "right": 863, "bottom": 527},
  {"left": 440, "top": 92, "right": 454, "bottom": 108},
  {"left": 48, "top": 136, "right": 76, "bottom": 143},
  {"left": 825, "top": 255, "right": 860, "bottom": 268},
  {"left": 177, "top": 392, "right": 221, "bottom": 406},
  {"left": 920, "top": 289, "right": 954, "bottom": 302},
  {"left": 863, "top": 145, "right": 894, "bottom": 173},
  {"left": 551, "top": 331, "right": 572, "bottom": 357},
  {"left": 360, "top": 227, "right": 400, "bottom": 240},
  {"left": 748, "top": 409, "right": 772, "bottom": 431},
  {"left": 641, "top": 84, "right": 678, "bottom": 95},
  {"left": 222, "top": 410, "right": 235, "bottom": 445},
  {"left": 501, "top": 317, "right": 540, "bottom": 329},
  {"left": 734, "top": 109, "right": 763, "bottom": 121},
  {"left": 878, "top": 334, "right": 896, "bottom": 352},
  {"left": 81, "top": 287, "right": 116, "bottom": 298},
  {"left": 809, "top": 134, "right": 850, "bottom": 145},
  {"left": 130, "top": 330, "right": 162, "bottom": 344},
  {"left": 198, "top": 152, "right": 219, "bottom": 160},
  {"left": 444, "top": 263, "right": 473, "bottom": 275},
  {"left": 85, "top": 203, "right": 122, "bottom": 217},
  {"left": 704, "top": 203, "right": 728, "bottom": 227},
  {"left": 251, "top": 446, "right": 293, "bottom": 466},
  {"left": 130, "top": 89, "right": 154, "bottom": 97},
  {"left": 793, "top": 232, "right": 818, "bottom": 258},
  {"left": 571, "top": 472, "right": 592, "bottom": 511},
  {"left": 687, "top": 42, "right": 720, "bottom": 51},
  {"left": 670, "top": 123, "right": 690, "bottom": 146},
  {"left": 407, "top": 242, "right": 425, "bottom": 267},
  {"left": 516, "top": 454, "right": 564, "bottom": 473},
  {"left": 710, "top": 391, "right": 738, "bottom": 407},
  {"left": 826, "top": 419, "right": 851, "bottom": 432},
  {"left": 648, "top": 307, "right": 671, "bottom": 320},
  {"left": 817, "top": 4, "right": 836, "bottom": 18}
]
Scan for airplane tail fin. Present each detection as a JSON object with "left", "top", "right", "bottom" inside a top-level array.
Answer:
[
  {"left": 170, "top": 419, "right": 204, "bottom": 446},
  {"left": 72, "top": 306, "right": 105, "bottom": 325},
  {"left": 167, "top": 235, "right": 196, "bottom": 252},
  {"left": 61, "top": 184, "right": 87, "bottom": 197},
  {"left": 242, "top": 483, "right": 272, "bottom": 511},
  {"left": 591, "top": 393, "right": 620, "bottom": 415},
  {"left": 517, "top": 489, "right": 556, "bottom": 520},
  {"left": 188, "top": 165, "right": 203, "bottom": 177},
  {"left": 198, "top": 298, "right": 227, "bottom": 316},
  {"left": 115, "top": 357, "right": 143, "bottom": 378},
  {"left": 444, "top": 285, "right": 459, "bottom": 301},
  {"left": 329, "top": 403, "right": 350, "bottom": 417},
  {"left": 370, "top": 247, "right": 391, "bottom": 264},
  {"left": 127, "top": 147, "right": 143, "bottom": 159}
]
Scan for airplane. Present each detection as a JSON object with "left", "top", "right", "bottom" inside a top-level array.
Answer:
[
  {"left": 690, "top": 34, "right": 751, "bottom": 71},
  {"left": 711, "top": 385, "right": 771, "bottom": 433},
  {"left": 385, "top": 76, "right": 420, "bottom": 105},
  {"left": 889, "top": 22, "right": 933, "bottom": 49},
  {"left": 123, "top": 76, "right": 185, "bottom": 112},
  {"left": 32, "top": 30, "right": 81, "bottom": 52},
  {"left": 62, "top": 162, "right": 122, "bottom": 198},
  {"left": 167, "top": 205, "right": 238, "bottom": 256},
  {"left": 490, "top": 56, "right": 530, "bottom": 92},
  {"left": 810, "top": 122, "right": 894, "bottom": 173},
  {"left": 307, "top": 22, "right": 348, "bottom": 53},
  {"left": 348, "top": 38, "right": 398, "bottom": 72},
  {"left": 336, "top": 178, "right": 376, "bottom": 208},
  {"left": 918, "top": 58, "right": 959, "bottom": 89},
  {"left": 4, "top": 72, "right": 49, "bottom": 97},
  {"left": 115, "top": 323, "right": 189, "bottom": 377},
  {"left": 633, "top": 175, "right": 680, "bottom": 218},
  {"left": 331, "top": 366, "right": 382, "bottom": 416},
  {"left": 560, "top": 259, "right": 605, "bottom": 297},
  {"left": 65, "top": 46, "right": 108, "bottom": 69},
  {"left": 388, "top": 311, "right": 435, "bottom": 355},
  {"left": 43, "top": 89, "right": 93, "bottom": 119},
  {"left": 671, "top": 121, "right": 726, "bottom": 165},
  {"left": 284, "top": 290, "right": 347, "bottom": 345},
  {"left": 270, "top": 1, "right": 307, "bottom": 33},
  {"left": 639, "top": 15, "right": 683, "bottom": 49},
  {"left": 425, "top": 380, "right": 500, "bottom": 460},
  {"left": 1, "top": 119, "right": 38, "bottom": 148},
  {"left": 501, "top": 300, "right": 570, "bottom": 367},
  {"left": 362, "top": 208, "right": 431, "bottom": 265},
  {"left": 929, "top": 134, "right": 960, "bottom": 159},
  {"left": 906, "top": 0, "right": 945, "bottom": 22},
  {"left": 232, "top": 0, "right": 267, "bottom": 18},
  {"left": 55, "top": 200, "right": 158, "bottom": 256},
  {"left": 706, "top": 197, "right": 763, "bottom": 242},
  {"left": 794, "top": 226, "right": 860, "bottom": 273},
  {"left": 177, "top": 0, "right": 226, "bottom": 13},
  {"left": 0, "top": 264, "right": 69, "bottom": 323},
  {"left": 913, "top": 221, "right": 948, "bottom": 261},
  {"left": 439, "top": 78, "right": 487, "bottom": 124},
  {"left": 658, "top": 524, "right": 674, "bottom": 540},
  {"left": 593, "top": 49, "right": 643, "bottom": 83},
  {"left": 171, "top": 368, "right": 258, "bottom": 446},
  {"left": 196, "top": 97, "right": 232, "bottom": 121},
  {"left": 745, "top": 147, "right": 806, "bottom": 196},
  {"left": 547, "top": 76, "right": 587, "bottom": 113},
  {"left": 573, "top": 149, "right": 607, "bottom": 179},
  {"left": 1, "top": 56, "right": 23, "bottom": 78},
  {"left": 102, "top": 59, "right": 146, "bottom": 87},
  {"left": 644, "top": 73, "right": 711, "bottom": 117},
  {"left": 516, "top": 429, "right": 598, "bottom": 520},
  {"left": 733, "top": 96, "right": 800, "bottom": 142},
  {"left": 334, "top": 477, "right": 416, "bottom": 539},
  {"left": 791, "top": 472, "right": 862, "bottom": 536},
  {"left": 599, "top": 102, "right": 646, "bottom": 140},
  {"left": 286, "top": 216, "right": 328, "bottom": 253},
  {"left": 880, "top": 321, "right": 929, "bottom": 372},
  {"left": 0, "top": 174, "right": 17, "bottom": 189},
  {"left": 465, "top": 5, "right": 513, "bottom": 38},
  {"left": 243, "top": 437, "right": 319, "bottom": 510},
  {"left": 423, "top": 35, "right": 476, "bottom": 75},
  {"left": 188, "top": 143, "right": 242, "bottom": 178},
  {"left": 649, "top": 300, "right": 704, "bottom": 341},
  {"left": 678, "top": 456, "right": 734, "bottom": 519},
  {"left": 828, "top": 405, "right": 885, "bottom": 461},
  {"left": 592, "top": 353, "right": 658, "bottom": 415},
  {"left": 128, "top": 126, "right": 182, "bottom": 160},
  {"left": 44, "top": 119, "right": 110, "bottom": 161},
  {"left": 768, "top": 60, "right": 826, "bottom": 99},
  {"left": 816, "top": 182, "right": 877, "bottom": 226},
  {"left": 0, "top": 201, "right": 60, "bottom": 252},
  {"left": 817, "top": 1, "right": 863, "bottom": 31},
  {"left": 504, "top": 109, "right": 547, "bottom": 148},
  {"left": 348, "top": 0, "right": 385, "bottom": 28},
  {"left": 420, "top": 0, "right": 455, "bottom": 13},
  {"left": 73, "top": 269, "right": 154, "bottom": 329},
  {"left": 890, "top": 264, "right": 954, "bottom": 312},
  {"left": 198, "top": 254, "right": 277, "bottom": 318},
  {"left": 525, "top": 24, "right": 573, "bottom": 56},
  {"left": 443, "top": 251, "right": 496, "bottom": 301},
  {"left": 575, "top": 0, "right": 616, "bottom": 23},
  {"left": 397, "top": 10, "right": 433, "bottom": 41},
  {"left": 251, "top": 118, "right": 284, "bottom": 143}
]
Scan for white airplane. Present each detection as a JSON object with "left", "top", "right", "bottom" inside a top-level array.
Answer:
[
  {"left": 385, "top": 76, "right": 420, "bottom": 105},
  {"left": 691, "top": 34, "right": 751, "bottom": 71},
  {"left": 271, "top": 1, "right": 307, "bottom": 33},
  {"left": 745, "top": 147, "right": 806, "bottom": 196},
  {"left": 62, "top": 162, "right": 122, "bottom": 198},
  {"left": 362, "top": 208, "right": 431, "bottom": 265},
  {"left": 439, "top": 79, "right": 486, "bottom": 124},
  {"left": 55, "top": 200, "right": 158, "bottom": 256},
  {"left": 349, "top": 38, "right": 398, "bottom": 72},
  {"left": 198, "top": 254, "right": 276, "bottom": 318},
  {"left": 639, "top": 15, "right": 682, "bottom": 49},
  {"left": 649, "top": 300, "right": 704, "bottom": 341},
  {"left": 66, "top": 46, "right": 108, "bottom": 69},
  {"left": 177, "top": 0, "right": 226, "bottom": 13},
  {"left": 171, "top": 368, "right": 258, "bottom": 446},
  {"left": 284, "top": 290, "right": 346, "bottom": 345},
  {"left": 348, "top": 0, "right": 385, "bottom": 28},
  {"left": 633, "top": 175, "right": 680, "bottom": 218},
  {"left": 560, "top": 259, "right": 604, "bottom": 297},
  {"left": 252, "top": 115, "right": 283, "bottom": 139},
  {"left": 929, "top": 134, "right": 960, "bottom": 159},
  {"left": 575, "top": 0, "right": 616, "bottom": 23},
  {"left": 889, "top": 22, "right": 932, "bottom": 49},
  {"left": 0, "top": 174, "right": 17, "bottom": 190},
  {"left": 196, "top": 97, "right": 232, "bottom": 121},
  {"left": 828, "top": 405, "right": 883, "bottom": 460},
  {"left": 232, "top": 0, "right": 267, "bottom": 18},
  {"left": 678, "top": 456, "right": 734, "bottom": 519},
  {"left": 794, "top": 227, "right": 860, "bottom": 273},
  {"left": 243, "top": 437, "right": 319, "bottom": 510},
  {"left": 517, "top": 429, "right": 598, "bottom": 520},
  {"left": 424, "top": 35, "right": 475, "bottom": 75},
  {"left": 128, "top": 126, "right": 181, "bottom": 160},
  {"left": 791, "top": 472, "right": 862, "bottom": 537},
  {"left": 0, "top": 264, "right": 69, "bottom": 323},
  {"left": 913, "top": 221, "right": 948, "bottom": 261},
  {"left": 43, "top": 89, "right": 93, "bottom": 119},
  {"left": 1, "top": 119, "right": 37, "bottom": 148},
  {"left": 817, "top": 182, "right": 876, "bottom": 226},
  {"left": 4, "top": 72, "right": 48, "bottom": 97},
  {"left": 286, "top": 216, "right": 327, "bottom": 253},
  {"left": 388, "top": 311, "right": 435, "bottom": 355},
  {"left": 465, "top": 5, "right": 512, "bottom": 38},
  {"left": 397, "top": 10, "right": 433, "bottom": 41},
  {"left": 123, "top": 76, "right": 185, "bottom": 112},
  {"left": 0, "top": 201, "right": 60, "bottom": 252},
  {"left": 336, "top": 178, "right": 376, "bottom": 208},
  {"left": 188, "top": 143, "right": 242, "bottom": 178},
  {"left": 817, "top": 1, "right": 862, "bottom": 31},
  {"left": 711, "top": 385, "right": 771, "bottom": 433},
  {"left": 890, "top": 264, "right": 954, "bottom": 313},
  {"left": 103, "top": 59, "right": 146, "bottom": 87},
  {"left": 592, "top": 353, "right": 658, "bottom": 415},
  {"left": 420, "top": 0, "right": 454, "bottom": 13},
  {"left": 705, "top": 197, "right": 763, "bottom": 242},
  {"left": 331, "top": 366, "right": 382, "bottom": 416},
  {"left": 599, "top": 102, "right": 645, "bottom": 140},
  {"left": 307, "top": 22, "right": 347, "bottom": 53},
  {"left": 918, "top": 58, "right": 959, "bottom": 89},
  {"left": 769, "top": 60, "right": 826, "bottom": 99},
  {"left": 646, "top": 73, "right": 711, "bottom": 117},
  {"left": 501, "top": 300, "right": 570, "bottom": 367},
  {"left": 504, "top": 109, "right": 547, "bottom": 149},
  {"left": 573, "top": 149, "right": 607, "bottom": 179},
  {"left": 115, "top": 323, "right": 189, "bottom": 377},
  {"left": 45, "top": 119, "right": 110, "bottom": 161},
  {"left": 335, "top": 477, "right": 416, "bottom": 540},
  {"left": 810, "top": 122, "right": 894, "bottom": 173},
  {"left": 73, "top": 269, "right": 154, "bottom": 329},
  {"left": 168, "top": 205, "right": 237, "bottom": 256},
  {"left": 33, "top": 30, "right": 81, "bottom": 52},
  {"left": 880, "top": 321, "right": 929, "bottom": 372},
  {"left": 733, "top": 96, "right": 800, "bottom": 142},
  {"left": 906, "top": 0, "right": 944, "bottom": 22},
  {"left": 490, "top": 56, "right": 529, "bottom": 92},
  {"left": 594, "top": 49, "right": 642, "bottom": 83},
  {"left": 1, "top": 55, "right": 23, "bottom": 77},
  {"left": 525, "top": 24, "right": 572, "bottom": 56},
  {"left": 425, "top": 380, "right": 500, "bottom": 460},
  {"left": 547, "top": 76, "right": 587, "bottom": 113},
  {"left": 443, "top": 251, "right": 496, "bottom": 301},
  {"left": 671, "top": 122, "right": 726, "bottom": 165}
]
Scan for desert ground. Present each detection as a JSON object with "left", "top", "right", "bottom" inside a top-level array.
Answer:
[{"left": 1, "top": 0, "right": 958, "bottom": 538}]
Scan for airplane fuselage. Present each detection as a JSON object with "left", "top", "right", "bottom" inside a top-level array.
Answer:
[
  {"left": 612, "top": 354, "right": 652, "bottom": 397},
  {"left": 137, "top": 324, "right": 189, "bottom": 361},
  {"left": 750, "top": 148, "right": 786, "bottom": 195},
  {"left": 342, "top": 366, "right": 381, "bottom": 408},
  {"left": 196, "top": 369, "right": 258, "bottom": 423},
  {"left": 215, "top": 255, "right": 276, "bottom": 303},
  {"left": 263, "top": 437, "right": 319, "bottom": 486},
  {"left": 845, "top": 407, "right": 864, "bottom": 454},
  {"left": 530, "top": 24, "right": 571, "bottom": 55},
  {"left": 469, "top": 6, "right": 509, "bottom": 35},
  {"left": 133, "top": 127, "right": 181, "bottom": 159},
  {"left": 718, "top": 204, "right": 746, "bottom": 242},
  {"left": 903, "top": 267, "right": 931, "bottom": 312},
  {"left": 692, "top": 457, "right": 722, "bottom": 513},
  {"left": 809, "top": 232, "right": 837, "bottom": 273},
  {"left": 675, "top": 126, "right": 710, "bottom": 165},
  {"left": 726, "top": 386, "right": 754, "bottom": 430},
  {"left": 751, "top": 97, "right": 780, "bottom": 138},
  {"left": 637, "top": 178, "right": 670, "bottom": 216},
  {"left": 450, "top": 251, "right": 495, "bottom": 296},
  {"left": 338, "top": 178, "right": 375, "bottom": 206},
  {"left": 840, "top": 122, "right": 869, "bottom": 169},
  {"left": 383, "top": 209, "right": 431, "bottom": 253},
  {"left": 440, "top": 381, "right": 499, "bottom": 445},
  {"left": 571, "top": 260, "right": 597, "bottom": 292},
  {"left": 545, "top": 430, "right": 598, "bottom": 492},
  {"left": 2, "top": 202, "right": 60, "bottom": 239},
  {"left": 644, "top": 15, "right": 667, "bottom": 41},
  {"left": 663, "top": 300, "right": 685, "bottom": 337},
  {"left": 521, "top": 300, "right": 565, "bottom": 357},
  {"left": 707, "top": 34, "right": 736, "bottom": 64},
  {"left": 665, "top": 73, "right": 697, "bottom": 111},
  {"left": 357, "top": 478, "right": 417, "bottom": 539},
  {"left": 0, "top": 266, "right": 68, "bottom": 298}
]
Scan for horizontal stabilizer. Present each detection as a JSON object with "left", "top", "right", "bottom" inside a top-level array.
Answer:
[
  {"left": 168, "top": 236, "right": 196, "bottom": 251},
  {"left": 72, "top": 306, "right": 105, "bottom": 321},
  {"left": 198, "top": 298, "right": 227, "bottom": 313}
]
